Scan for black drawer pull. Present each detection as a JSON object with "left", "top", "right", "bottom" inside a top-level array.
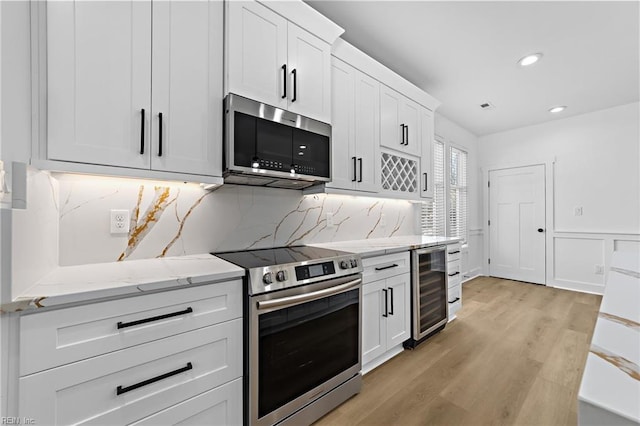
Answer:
[
  {"left": 116, "top": 362, "right": 193, "bottom": 395},
  {"left": 448, "top": 250, "right": 461, "bottom": 255},
  {"left": 448, "top": 271, "right": 460, "bottom": 277},
  {"left": 448, "top": 297, "right": 460, "bottom": 304},
  {"left": 158, "top": 112, "right": 163, "bottom": 157},
  {"left": 352, "top": 157, "right": 357, "bottom": 182},
  {"left": 388, "top": 287, "right": 394, "bottom": 315},
  {"left": 117, "top": 307, "right": 193, "bottom": 329},
  {"left": 375, "top": 263, "right": 399, "bottom": 271},
  {"left": 281, "top": 64, "right": 287, "bottom": 99}
]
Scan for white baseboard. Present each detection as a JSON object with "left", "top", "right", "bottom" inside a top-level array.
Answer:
[{"left": 549, "top": 280, "right": 604, "bottom": 295}]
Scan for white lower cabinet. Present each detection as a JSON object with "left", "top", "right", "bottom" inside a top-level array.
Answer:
[
  {"left": 447, "top": 243, "right": 462, "bottom": 321},
  {"left": 361, "top": 252, "right": 410, "bottom": 372},
  {"left": 16, "top": 282, "right": 243, "bottom": 425}
]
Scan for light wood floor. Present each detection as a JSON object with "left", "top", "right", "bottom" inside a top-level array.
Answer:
[{"left": 315, "top": 276, "right": 602, "bottom": 426}]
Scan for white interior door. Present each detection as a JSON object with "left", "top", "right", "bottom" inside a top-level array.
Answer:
[{"left": 489, "top": 165, "right": 546, "bottom": 284}]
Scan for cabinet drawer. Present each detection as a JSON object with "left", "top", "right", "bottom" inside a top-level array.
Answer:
[
  {"left": 448, "top": 284, "right": 461, "bottom": 304},
  {"left": 448, "top": 298, "right": 461, "bottom": 319},
  {"left": 20, "top": 280, "right": 242, "bottom": 375},
  {"left": 362, "top": 251, "right": 410, "bottom": 282},
  {"left": 447, "top": 263, "right": 461, "bottom": 288},
  {"left": 19, "top": 319, "right": 242, "bottom": 425},
  {"left": 446, "top": 244, "right": 461, "bottom": 262},
  {"left": 131, "top": 377, "right": 242, "bottom": 426}
]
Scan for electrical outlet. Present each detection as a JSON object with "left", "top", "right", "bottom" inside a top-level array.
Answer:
[
  {"left": 574, "top": 206, "right": 583, "bottom": 216},
  {"left": 326, "top": 212, "right": 334, "bottom": 228},
  {"left": 594, "top": 265, "right": 604, "bottom": 275},
  {"left": 110, "top": 209, "right": 130, "bottom": 234}
]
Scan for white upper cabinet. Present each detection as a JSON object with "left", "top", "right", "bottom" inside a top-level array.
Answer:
[
  {"left": 380, "top": 84, "right": 421, "bottom": 157},
  {"left": 420, "top": 108, "right": 434, "bottom": 199},
  {"left": 225, "top": 0, "right": 341, "bottom": 124},
  {"left": 46, "top": 1, "right": 152, "bottom": 169},
  {"left": 328, "top": 57, "right": 379, "bottom": 193},
  {"left": 151, "top": 1, "right": 223, "bottom": 176},
  {"left": 286, "top": 23, "right": 331, "bottom": 122},
  {"left": 226, "top": 1, "right": 288, "bottom": 111},
  {"left": 44, "top": 0, "right": 223, "bottom": 180}
]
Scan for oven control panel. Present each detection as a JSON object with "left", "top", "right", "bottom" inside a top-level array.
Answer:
[{"left": 249, "top": 255, "right": 362, "bottom": 295}]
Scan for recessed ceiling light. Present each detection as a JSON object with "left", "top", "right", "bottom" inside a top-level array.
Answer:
[
  {"left": 549, "top": 106, "right": 567, "bottom": 113},
  {"left": 518, "top": 53, "right": 543, "bottom": 67}
]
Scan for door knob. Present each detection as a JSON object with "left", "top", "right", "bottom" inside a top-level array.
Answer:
[{"left": 537, "top": 228, "right": 544, "bottom": 233}]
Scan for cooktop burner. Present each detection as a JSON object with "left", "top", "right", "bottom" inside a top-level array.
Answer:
[{"left": 213, "top": 246, "right": 362, "bottom": 295}]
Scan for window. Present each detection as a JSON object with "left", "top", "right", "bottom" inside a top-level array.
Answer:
[
  {"left": 449, "top": 146, "right": 468, "bottom": 242},
  {"left": 420, "top": 140, "right": 445, "bottom": 236},
  {"left": 420, "top": 142, "right": 468, "bottom": 243}
]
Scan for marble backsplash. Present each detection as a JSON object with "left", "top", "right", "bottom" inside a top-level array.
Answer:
[{"left": 54, "top": 174, "right": 419, "bottom": 266}]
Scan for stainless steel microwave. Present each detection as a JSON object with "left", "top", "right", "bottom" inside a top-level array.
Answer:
[{"left": 223, "top": 94, "right": 332, "bottom": 189}]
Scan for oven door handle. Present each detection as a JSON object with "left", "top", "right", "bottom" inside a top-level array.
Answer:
[{"left": 256, "top": 278, "right": 362, "bottom": 311}]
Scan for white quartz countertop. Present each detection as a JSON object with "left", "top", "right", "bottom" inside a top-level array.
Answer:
[
  {"left": 578, "top": 250, "right": 640, "bottom": 424},
  {"left": 309, "top": 235, "right": 461, "bottom": 258},
  {"left": 2, "top": 254, "right": 245, "bottom": 313}
]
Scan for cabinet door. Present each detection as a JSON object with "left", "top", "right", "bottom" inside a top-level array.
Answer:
[
  {"left": 401, "top": 98, "right": 421, "bottom": 157},
  {"left": 226, "top": 1, "right": 288, "bottom": 110},
  {"left": 362, "top": 280, "right": 387, "bottom": 365},
  {"left": 385, "top": 274, "right": 411, "bottom": 348},
  {"left": 287, "top": 23, "right": 331, "bottom": 123},
  {"left": 379, "top": 85, "right": 403, "bottom": 152},
  {"left": 327, "top": 58, "right": 355, "bottom": 190},
  {"left": 420, "top": 108, "right": 434, "bottom": 198},
  {"left": 151, "top": 0, "right": 223, "bottom": 177},
  {"left": 353, "top": 71, "right": 379, "bottom": 193},
  {"left": 46, "top": 1, "right": 151, "bottom": 168}
]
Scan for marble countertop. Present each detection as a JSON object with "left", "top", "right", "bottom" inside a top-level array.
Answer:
[
  {"left": 309, "top": 235, "right": 461, "bottom": 258},
  {"left": 1, "top": 254, "right": 245, "bottom": 314},
  {"left": 578, "top": 250, "right": 640, "bottom": 423}
]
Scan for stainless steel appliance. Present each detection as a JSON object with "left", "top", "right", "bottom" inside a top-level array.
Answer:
[
  {"left": 214, "top": 246, "right": 362, "bottom": 426},
  {"left": 404, "top": 246, "right": 448, "bottom": 349},
  {"left": 224, "top": 94, "right": 332, "bottom": 189}
]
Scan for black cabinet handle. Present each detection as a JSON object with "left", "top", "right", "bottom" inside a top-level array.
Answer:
[
  {"left": 352, "top": 157, "right": 357, "bottom": 182},
  {"left": 448, "top": 271, "right": 460, "bottom": 277},
  {"left": 448, "top": 297, "right": 461, "bottom": 304},
  {"left": 158, "top": 112, "right": 163, "bottom": 157},
  {"left": 388, "top": 287, "right": 394, "bottom": 315},
  {"left": 281, "top": 64, "right": 287, "bottom": 99},
  {"left": 117, "top": 307, "right": 193, "bottom": 329},
  {"left": 538, "top": 228, "right": 545, "bottom": 233},
  {"left": 116, "top": 362, "right": 193, "bottom": 396},
  {"left": 448, "top": 250, "right": 461, "bottom": 255},
  {"left": 292, "top": 69, "right": 297, "bottom": 102},
  {"left": 400, "top": 124, "right": 405, "bottom": 145},
  {"left": 422, "top": 173, "right": 428, "bottom": 192},
  {"left": 375, "top": 263, "right": 399, "bottom": 271},
  {"left": 358, "top": 158, "right": 363, "bottom": 182},
  {"left": 405, "top": 125, "right": 409, "bottom": 145},
  {"left": 140, "top": 109, "right": 145, "bottom": 155},
  {"left": 382, "top": 288, "right": 388, "bottom": 317}
]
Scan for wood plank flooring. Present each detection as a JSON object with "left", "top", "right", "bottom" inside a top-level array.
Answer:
[{"left": 315, "top": 276, "right": 602, "bottom": 426}]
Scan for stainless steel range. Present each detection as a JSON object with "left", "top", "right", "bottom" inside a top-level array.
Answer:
[{"left": 214, "top": 246, "right": 363, "bottom": 426}]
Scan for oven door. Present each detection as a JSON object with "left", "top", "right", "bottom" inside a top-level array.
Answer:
[{"left": 249, "top": 275, "right": 362, "bottom": 426}]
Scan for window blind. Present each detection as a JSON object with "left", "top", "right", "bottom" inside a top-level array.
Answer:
[
  {"left": 448, "top": 146, "right": 468, "bottom": 242},
  {"left": 421, "top": 140, "right": 445, "bottom": 236}
]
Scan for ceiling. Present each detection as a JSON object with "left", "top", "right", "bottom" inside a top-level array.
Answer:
[{"left": 305, "top": 1, "right": 640, "bottom": 136}]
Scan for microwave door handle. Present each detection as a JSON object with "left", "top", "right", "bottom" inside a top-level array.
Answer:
[{"left": 256, "top": 278, "right": 362, "bottom": 311}]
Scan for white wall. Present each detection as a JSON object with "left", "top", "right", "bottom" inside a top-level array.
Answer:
[
  {"left": 435, "top": 113, "right": 483, "bottom": 279},
  {"left": 479, "top": 102, "right": 640, "bottom": 293}
]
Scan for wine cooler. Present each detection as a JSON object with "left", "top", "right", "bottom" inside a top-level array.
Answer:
[{"left": 404, "top": 246, "right": 448, "bottom": 348}]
